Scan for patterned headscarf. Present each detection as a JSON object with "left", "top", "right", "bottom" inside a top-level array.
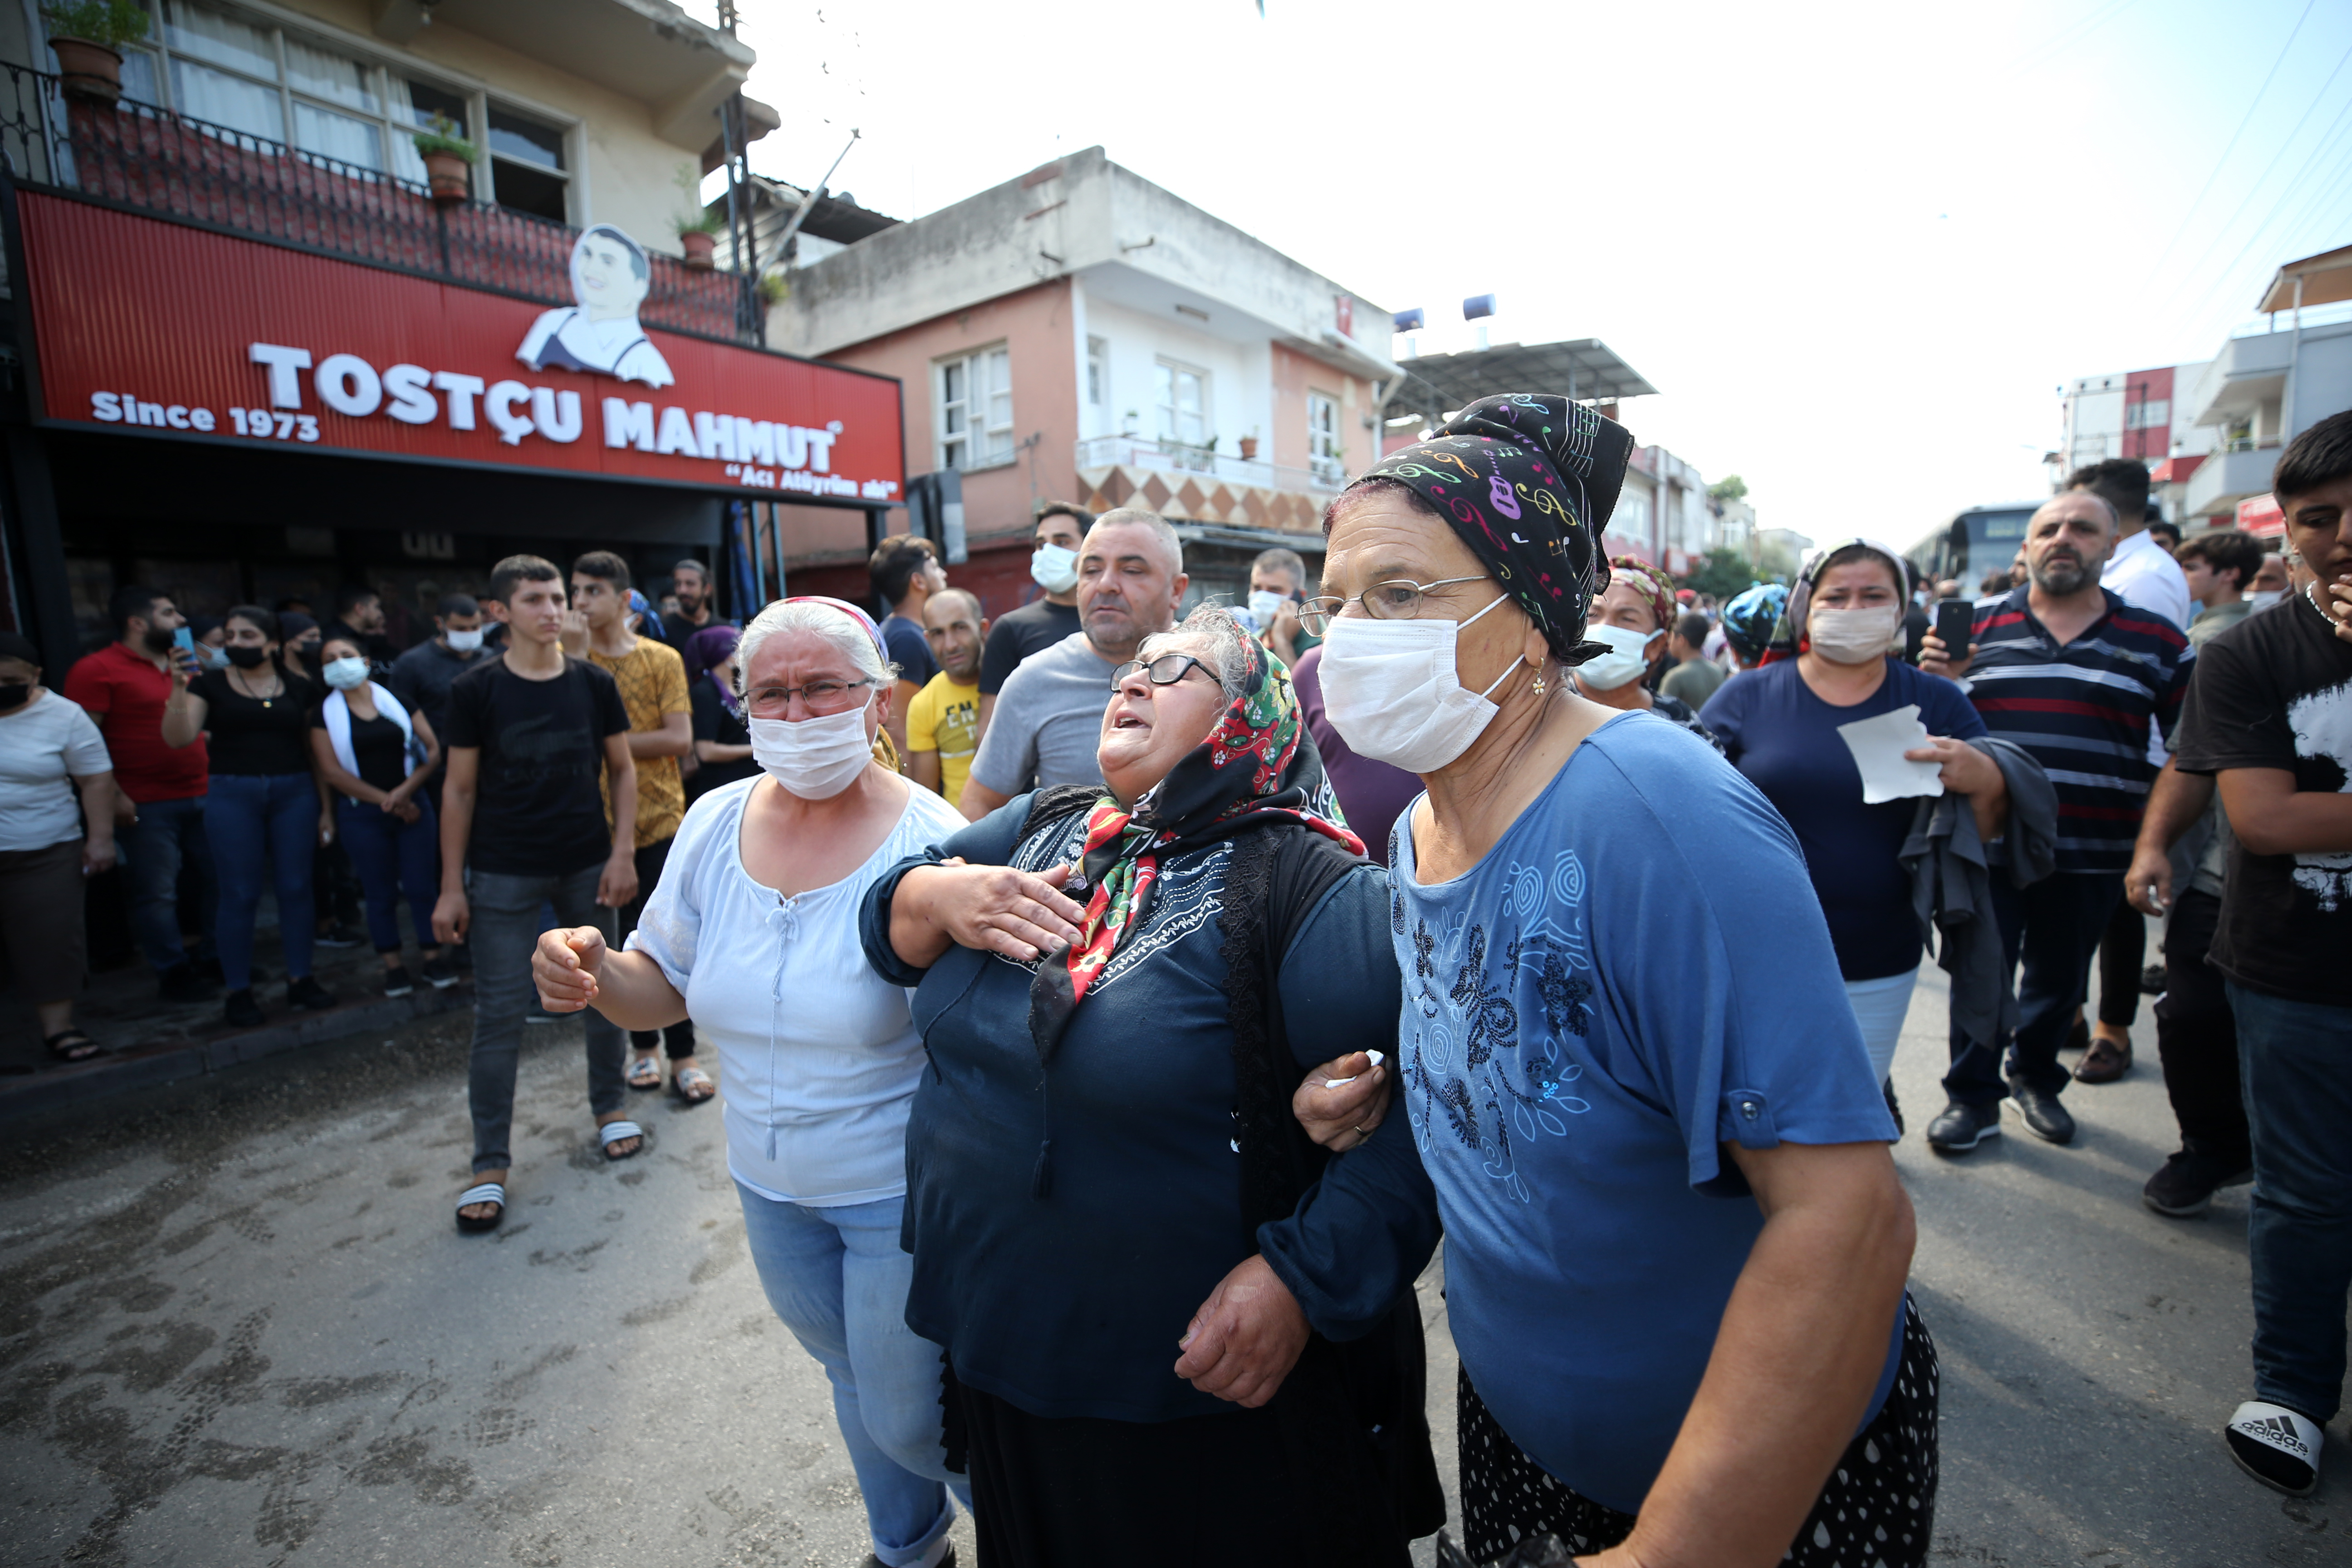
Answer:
[
  {"left": 1348, "top": 393, "right": 1635, "bottom": 663},
  {"left": 689, "top": 624, "right": 741, "bottom": 716},
  {"left": 1030, "top": 632, "right": 1361, "bottom": 1056},
  {"left": 1720, "top": 582, "right": 1787, "bottom": 665},
  {"left": 1606, "top": 554, "right": 1678, "bottom": 633}
]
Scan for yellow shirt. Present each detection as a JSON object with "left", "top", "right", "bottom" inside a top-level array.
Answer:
[
  {"left": 906, "top": 671, "right": 981, "bottom": 806},
  {"left": 588, "top": 636, "right": 690, "bottom": 848}
]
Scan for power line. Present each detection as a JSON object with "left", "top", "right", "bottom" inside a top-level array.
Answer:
[
  {"left": 2148, "top": 0, "right": 2318, "bottom": 273},
  {"left": 2170, "top": 92, "right": 2352, "bottom": 330}
]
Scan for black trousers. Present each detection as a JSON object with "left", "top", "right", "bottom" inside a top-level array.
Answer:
[
  {"left": 2096, "top": 892, "right": 2146, "bottom": 1029},
  {"left": 2154, "top": 888, "right": 2249, "bottom": 1161},
  {"left": 1944, "top": 871, "right": 2123, "bottom": 1104},
  {"left": 619, "top": 837, "right": 696, "bottom": 1059}
]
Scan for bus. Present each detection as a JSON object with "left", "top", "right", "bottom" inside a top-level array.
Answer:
[{"left": 1904, "top": 503, "right": 2039, "bottom": 596}]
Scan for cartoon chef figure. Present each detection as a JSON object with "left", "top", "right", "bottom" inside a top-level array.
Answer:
[{"left": 516, "top": 225, "right": 674, "bottom": 388}]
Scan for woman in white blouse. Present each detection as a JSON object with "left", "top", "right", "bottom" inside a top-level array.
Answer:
[
  {"left": 531, "top": 597, "right": 971, "bottom": 1568},
  {"left": 0, "top": 631, "right": 118, "bottom": 1064}
]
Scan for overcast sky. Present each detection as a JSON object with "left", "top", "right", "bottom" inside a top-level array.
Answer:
[{"left": 716, "top": 0, "right": 2352, "bottom": 550}]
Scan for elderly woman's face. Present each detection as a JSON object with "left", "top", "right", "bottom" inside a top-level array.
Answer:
[
  {"left": 744, "top": 628, "right": 886, "bottom": 733},
  {"left": 1321, "top": 488, "right": 1539, "bottom": 699},
  {"left": 1097, "top": 633, "right": 1228, "bottom": 804},
  {"left": 1592, "top": 578, "right": 1662, "bottom": 640}
]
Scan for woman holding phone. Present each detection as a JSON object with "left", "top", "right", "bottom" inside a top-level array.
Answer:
[{"left": 163, "top": 605, "right": 337, "bottom": 1028}]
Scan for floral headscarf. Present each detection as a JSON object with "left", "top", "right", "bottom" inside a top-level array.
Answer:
[
  {"left": 1605, "top": 554, "right": 1679, "bottom": 634},
  {"left": 1030, "top": 632, "right": 1361, "bottom": 1055}
]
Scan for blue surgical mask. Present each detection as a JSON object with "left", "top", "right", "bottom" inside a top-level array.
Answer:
[
  {"left": 197, "top": 642, "right": 230, "bottom": 671},
  {"left": 323, "top": 656, "right": 370, "bottom": 691}
]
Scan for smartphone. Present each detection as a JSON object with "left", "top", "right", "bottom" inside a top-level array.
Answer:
[
  {"left": 1933, "top": 599, "right": 1974, "bottom": 659},
  {"left": 172, "top": 626, "right": 195, "bottom": 656}
]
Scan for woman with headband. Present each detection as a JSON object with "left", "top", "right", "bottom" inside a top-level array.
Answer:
[
  {"left": 1303, "top": 394, "right": 1936, "bottom": 1567},
  {"left": 532, "top": 596, "right": 972, "bottom": 1568},
  {"left": 1570, "top": 551, "right": 1720, "bottom": 749}
]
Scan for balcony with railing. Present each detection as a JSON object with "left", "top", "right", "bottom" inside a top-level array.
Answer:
[
  {"left": 0, "top": 62, "right": 758, "bottom": 345},
  {"left": 1073, "top": 433, "right": 1343, "bottom": 536}
]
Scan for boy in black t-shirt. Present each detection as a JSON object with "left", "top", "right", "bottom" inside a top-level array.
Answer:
[
  {"left": 2172, "top": 411, "right": 2352, "bottom": 1498},
  {"left": 432, "top": 555, "right": 642, "bottom": 1233}
]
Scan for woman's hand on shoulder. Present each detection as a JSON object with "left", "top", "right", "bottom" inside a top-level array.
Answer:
[
  {"left": 1293, "top": 1051, "right": 1390, "bottom": 1151},
  {"left": 901, "top": 856, "right": 1085, "bottom": 962},
  {"left": 532, "top": 925, "right": 608, "bottom": 1011}
]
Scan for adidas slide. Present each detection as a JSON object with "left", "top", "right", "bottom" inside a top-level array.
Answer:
[
  {"left": 454, "top": 1181, "right": 506, "bottom": 1234},
  {"left": 598, "top": 1119, "right": 645, "bottom": 1160},
  {"left": 2225, "top": 1400, "right": 2323, "bottom": 1496}
]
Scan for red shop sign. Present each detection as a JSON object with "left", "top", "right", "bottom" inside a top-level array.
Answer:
[{"left": 13, "top": 191, "right": 904, "bottom": 502}]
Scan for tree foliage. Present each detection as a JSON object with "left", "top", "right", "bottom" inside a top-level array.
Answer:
[
  {"left": 1681, "top": 547, "right": 1757, "bottom": 600},
  {"left": 1706, "top": 475, "right": 1748, "bottom": 504}
]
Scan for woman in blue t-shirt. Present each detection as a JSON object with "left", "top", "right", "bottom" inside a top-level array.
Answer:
[{"left": 1701, "top": 541, "right": 2006, "bottom": 1104}]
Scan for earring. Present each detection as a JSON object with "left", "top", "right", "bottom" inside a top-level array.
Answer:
[{"left": 1531, "top": 673, "right": 1547, "bottom": 696}]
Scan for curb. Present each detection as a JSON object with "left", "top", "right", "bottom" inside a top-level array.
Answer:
[{"left": 0, "top": 981, "right": 473, "bottom": 1129}]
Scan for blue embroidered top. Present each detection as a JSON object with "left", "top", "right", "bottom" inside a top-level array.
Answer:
[{"left": 1388, "top": 711, "right": 1903, "bottom": 1513}]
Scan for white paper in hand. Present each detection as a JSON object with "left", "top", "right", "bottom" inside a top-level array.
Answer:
[{"left": 1835, "top": 704, "right": 1945, "bottom": 805}]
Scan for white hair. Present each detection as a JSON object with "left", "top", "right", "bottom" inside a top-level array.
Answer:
[
  {"left": 735, "top": 598, "right": 897, "bottom": 701},
  {"left": 1140, "top": 603, "right": 1252, "bottom": 699}
]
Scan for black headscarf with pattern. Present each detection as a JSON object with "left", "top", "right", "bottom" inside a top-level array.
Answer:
[{"left": 1347, "top": 393, "right": 1636, "bottom": 663}]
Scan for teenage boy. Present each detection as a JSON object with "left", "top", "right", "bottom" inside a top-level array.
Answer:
[
  {"left": 869, "top": 533, "right": 945, "bottom": 759},
  {"left": 64, "top": 586, "right": 218, "bottom": 1000},
  {"left": 977, "top": 502, "right": 1089, "bottom": 739},
  {"left": 434, "top": 555, "right": 641, "bottom": 1232},
  {"left": 2175, "top": 530, "right": 2264, "bottom": 647},
  {"left": 564, "top": 551, "right": 708, "bottom": 1103},
  {"left": 2171, "top": 411, "right": 2352, "bottom": 1498},
  {"left": 906, "top": 588, "right": 987, "bottom": 811}
]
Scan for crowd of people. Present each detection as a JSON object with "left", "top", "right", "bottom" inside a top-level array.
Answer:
[{"left": 4, "top": 392, "right": 2347, "bottom": 1565}]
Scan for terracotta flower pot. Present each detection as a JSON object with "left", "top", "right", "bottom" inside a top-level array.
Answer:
[
  {"left": 421, "top": 150, "right": 470, "bottom": 202},
  {"left": 1237, "top": 436, "right": 1259, "bottom": 461},
  {"left": 49, "top": 37, "right": 123, "bottom": 103},
  {"left": 681, "top": 230, "right": 717, "bottom": 270}
]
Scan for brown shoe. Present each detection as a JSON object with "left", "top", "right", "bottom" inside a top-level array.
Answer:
[{"left": 2074, "top": 1034, "right": 2131, "bottom": 1083}]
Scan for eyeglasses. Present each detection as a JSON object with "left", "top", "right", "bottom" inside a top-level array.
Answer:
[
  {"left": 745, "top": 676, "right": 877, "bottom": 715},
  {"left": 1298, "top": 575, "right": 1493, "bottom": 635},
  {"left": 1110, "top": 653, "right": 1214, "bottom": 688}
]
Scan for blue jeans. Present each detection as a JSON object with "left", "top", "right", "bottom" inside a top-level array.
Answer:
[
  {"left": 736, "top": 1183, "right": 965, "bottom": 1564},
  {"left": 466, "top": 866, "right": 626, "bottom": 1174},
  {"left": 203, "top": 773, "right": 317, "bottom": 992},
  {"left": 336, "top": 796, "right": 440, "bottom": 955},
  {"left": 2230, "top": 982, "right": 2352, "bottom": 1423},
  {"left": 1944, "top": 869, "right": 2122, "bottom": 1105},
  {"left": 119, "top": 794, "right": 215, "bottom": 973}
]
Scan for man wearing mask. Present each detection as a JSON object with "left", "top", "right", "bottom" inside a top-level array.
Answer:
[
  {"left": 1919, "top": 490, "right": 2192, "bottom": 1152},
  {"left": 976, "top": 501, "right": 1090, "bottom": 740},
  {"left": 1248, "top": 547, "right": 1316, "bottom": 666},
  {"left": 64, "top": 586, "right": 219, "bottom": 1001},
  {"left": 961, "top": 507, "right": 1186, "bottom": 816},
  {"left": 2248, "top": 550, "right": 2292, "bottom": 610},
  {"left": 389, "top": 595, "right": 490, "bottom": 802}
]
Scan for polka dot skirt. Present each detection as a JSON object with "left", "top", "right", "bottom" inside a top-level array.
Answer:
[{"left": 1458, "top": 1295, "right": 1940, "bottom": 1566}]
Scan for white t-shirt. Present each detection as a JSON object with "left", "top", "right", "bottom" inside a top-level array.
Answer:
[
  {"left": 0, "top": 689, "right": 111, "bottom": 852},
  {"left": 2102, "top": 527, "right": 2194, "bottom": 764},
  {"left": 627, "top": 772, "right": 966, "bottom": 1206}
]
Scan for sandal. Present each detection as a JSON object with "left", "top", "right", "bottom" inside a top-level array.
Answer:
[
  {"left": 2074, "top": 1034, "right": 2131, "bottom": 1083},
  {"left": 672, "top": 1065, "right": 715, "bottom": 1107},
  {"left": 454, "top": 1181, "right": 506, "bottom": 1233},
  {"left": 44, "top": 1030, "right": 101, "bottom": 1063},
  {"left": 598, "top": 1120, "right": 645, "bottom": 1161},
  {"left": 625, "top": 1053, "right": 662, "bottom": 1090}
]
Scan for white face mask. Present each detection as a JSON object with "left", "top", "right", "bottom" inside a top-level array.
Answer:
[
  {"left": 749, "top": 703, "right": 875, "bottom": 799},
  {"left": 443, "top": 627, "right": 484, "bottom": 652},
  {"left": 1807, "top": 604, "right": 1903, "bottom": 665},
  {"left": 322, "top": 656, "right": 370, "bottom": 691},
  {"left": 2249, "top": 589, "right": 2286, "bottom": 611},
  {"left": 1318, "top": 593, "right": 1522, "bottom": 774},
  {"left": 1030, "top": 544, "right": 1080, "bottom": 594},
  {"left": 1573, "top": 623, "right": 1661, "bottom": 691},
  {"left": 1248, "top": 590, "right": 1288, "bottom": 631},
  {"left": 196, "top": 642, "right": 230, "bottom": 671}
]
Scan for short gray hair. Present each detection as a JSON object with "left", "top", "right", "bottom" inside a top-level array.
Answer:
[
  {"left": 1251, "top": 547, "right": 1308, "bottom": 590},
  {"left": 1140, "top": 603, "right": 1252, "bottom": 700},
  {"left": 1089, "top": 507, "right": 1185, "bottom": 575},
  {"left": 735, "top": 598, "right": 897, "bottom": 701}
]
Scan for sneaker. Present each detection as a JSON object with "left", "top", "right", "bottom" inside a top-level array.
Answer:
[
  {"left": 2139, "top": 963, "right": 2168, "bottom": 996},
  {"left": 158, "top": 962, "right": 219, "bottom": 1003},
  {"left": 382, "top": 966, "right": 415, "bottom": 998},
  {"left": 2225, "top": 1401, "right": 2323, "bottom": 1495},
  {"left": 1882, "top": 1078, "right": 1904, "bottom": 1139},
  {"left": 223, "top": 988, "right": 265, "bottom": 1028},
  {"left": 420, "top": 955, "right": 460, "bottom": 990},
  {"left": 1926, "top": 1100, "right": 2001, "bottom": 1154},
  {"left": 2008, "top": 1080, "right": 2077, "bottom": 1144},
  {"left": 287, "top": 975, "right": 338, "bottom": 1012},
  {"left": 2143, "top": 1149, "right": 2255, "bottom": 1218},
  {"left": 315, "top": 923, "right": 365, "bottom": 949}
]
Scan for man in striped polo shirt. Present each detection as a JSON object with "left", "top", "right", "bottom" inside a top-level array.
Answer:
[{"left": 1918, "top": 489, "right": 2193, "bottom": 1153}]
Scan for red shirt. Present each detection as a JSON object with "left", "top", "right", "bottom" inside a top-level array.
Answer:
[{"left": 62, "top": 642, "right": 209, "bottom": 803}]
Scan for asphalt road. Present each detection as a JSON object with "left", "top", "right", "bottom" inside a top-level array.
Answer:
[{"left": 0, "top": 927, "right": 2342, "bottom": 1568}]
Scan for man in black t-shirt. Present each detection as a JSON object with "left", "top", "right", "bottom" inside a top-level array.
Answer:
[
  {"left": 976, "top": 501, "right": 1089, "bottom": 742},
  {"left": 2171, "top": 411, "right": 2352, "bottom": 1499},
  {"left": 432, "top": 555, "right": 642, "bottom": 1234}
]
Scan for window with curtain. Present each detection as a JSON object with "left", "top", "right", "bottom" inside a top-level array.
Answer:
[
  {"left": 1155, "top": 361, "right": 1209, "bottom": 446},
  {"left": 1308, "top": 391, "right": 1343, "bottom": 483},
  {"left": 938, "top": 347, "right": 1014, "bottom": 470}
]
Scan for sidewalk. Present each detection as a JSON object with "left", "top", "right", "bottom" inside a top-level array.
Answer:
[{"left": 0, "top": 917, "right": 471, "bottom": 1128}]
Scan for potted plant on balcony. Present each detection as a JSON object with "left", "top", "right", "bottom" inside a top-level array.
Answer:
[
  {"left": 411, "top": 113, "right": 477, "bottom": 202},
  {"left": 41, "top": 0, "right": 149, "bottom": 103},
  {"left": 678, "top": 209, "right": 723, "bottom": 270},
  {"left": 1237, "top": 428, "right": 1260, "bottom": 461}
]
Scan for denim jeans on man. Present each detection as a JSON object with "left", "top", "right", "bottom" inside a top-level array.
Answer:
[
  {"left": 736, "top": 1183, "right": 966, "bottom": 1566},
  {"left": 336, "top": 796, "right": 439, "bottom": 954},
  {"left": 203, "top": 772, "right": 317, "bottom": 992},
  {"left": 1944, "top": 869, "right": 2124, "bottom": 1104},
  {"left": 119, "top": 794, "right": 216, "bottom": 973},
  {"left": 466, "top": 866, "right": 625, "bottom": 1173},
  {"left": 2230, "top": 982, "right": 2352, "bottom": 1424}
]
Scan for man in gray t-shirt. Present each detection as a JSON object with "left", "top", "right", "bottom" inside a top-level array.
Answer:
[{"left": 960, "top": 507, "right": 1188, "bottom": 818}]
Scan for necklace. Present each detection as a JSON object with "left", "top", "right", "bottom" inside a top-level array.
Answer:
[{"left": 230, "top": 666, "right": 282, "bottom": 708}]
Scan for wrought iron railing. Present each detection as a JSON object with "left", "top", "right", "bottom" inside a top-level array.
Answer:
[
  {"left": 1074, "top": 433, "right": 1341, "bottom": 496},
  {"left": 0, "top": 61, "right": 760, "bottom": 345}
]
